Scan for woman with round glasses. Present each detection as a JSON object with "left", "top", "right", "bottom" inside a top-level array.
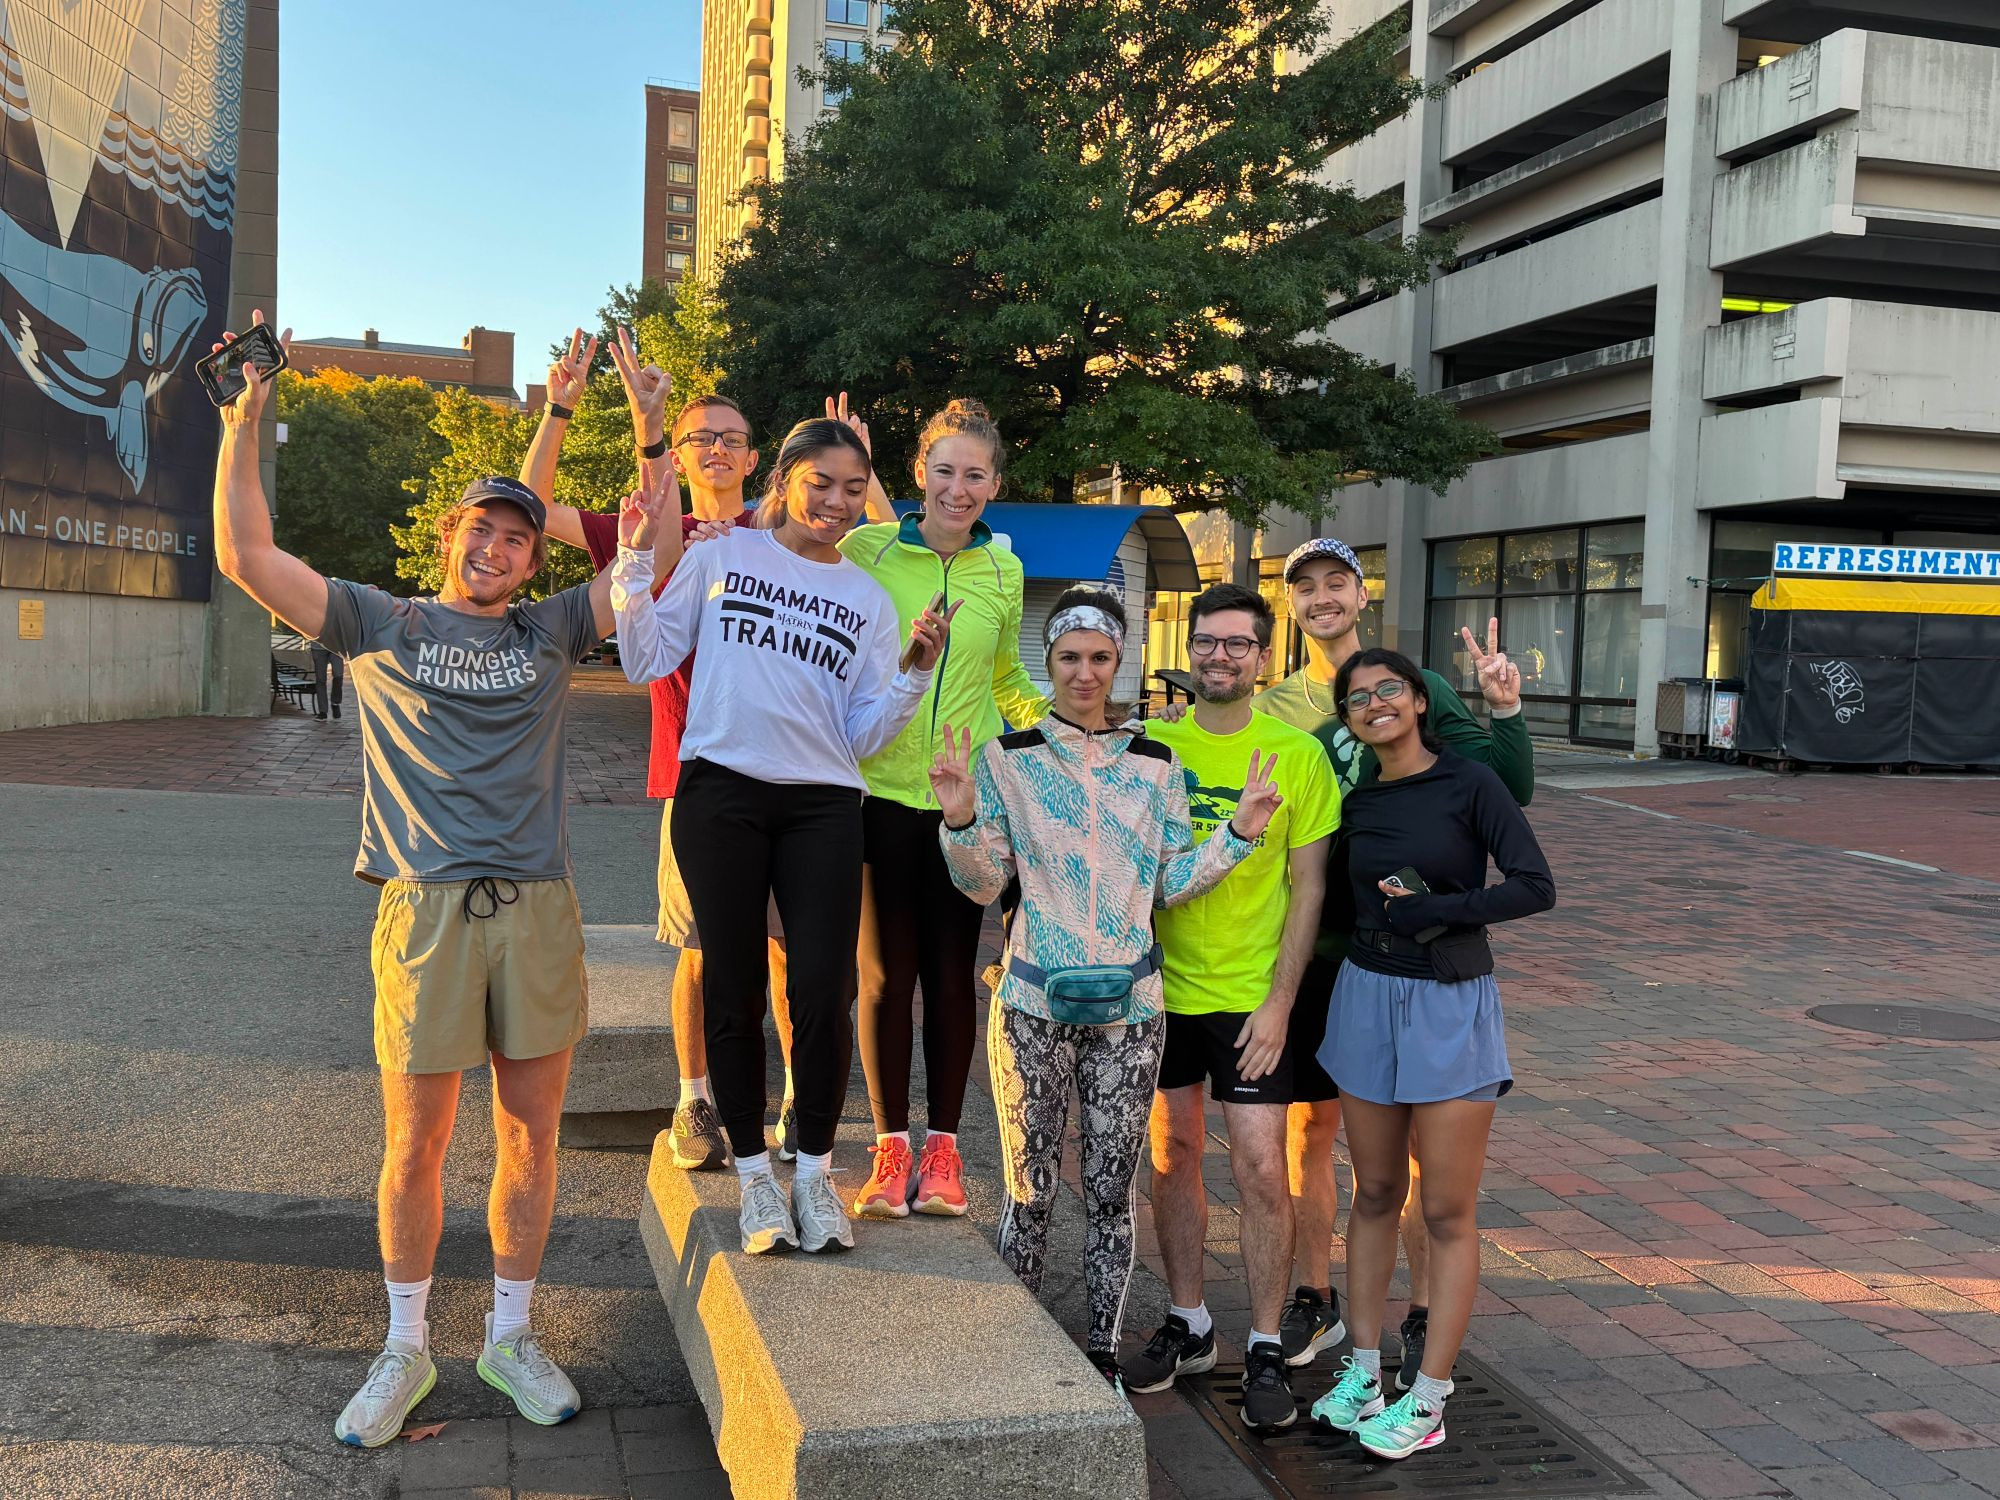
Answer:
[{"left": 1307, "top": 649, "right": 1553, "bottom": 1461}]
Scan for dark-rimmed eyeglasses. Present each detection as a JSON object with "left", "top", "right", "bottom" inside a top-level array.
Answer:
[
  {"left": 1343, "top": 679, "right": 1410, "bottom": 713},
  {"left": 1188, "top": 633, "right": 1260, "bottom": 660},
  {"left": 675, "top": 430, "right": 751, "bottom": 452}
]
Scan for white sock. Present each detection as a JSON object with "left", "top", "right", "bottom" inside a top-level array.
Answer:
[
  {"left": 795, "top": 1150, "right": 833, "bottom": 1182},
  {"left": 1352, "top": 1346, "right": 1382, "bottom": 1381},
  {"left": 1412, "top": 1370, "right": 1454, "bottom": 1408},
  {"left": 1171, "top": 1302, "right": 1212, "bottom": 1338},
  {"left": 877, "top": 1129, "right": 911, "bottom": 1146},
  {"left": 491, "top": 1275, "right": 534, "bottom": 1344},
  {"left": 1248, "top": 1327, "right": 1279, "bottom": 1352},
  {"left": 735, "top": 1150, "right": 773, "bottom": 1180},
  {"left": 678, "top": 1074, "right": 712, "bottom": 1108},
  {"left": 924, "top": 1130, "right": 956, "bottom": 1150},
  {"left": 385, "top": 1277, "right": 430, "bottom": 1348}
]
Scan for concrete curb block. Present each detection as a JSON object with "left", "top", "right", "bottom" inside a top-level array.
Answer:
[{"left": 637, "top": 1140, "right": 1148, "bottom": 1499}]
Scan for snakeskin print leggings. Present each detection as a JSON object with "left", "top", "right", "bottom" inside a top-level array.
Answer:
[{"left": 988, "top": 1000, "right": 1166, "bottom": 1356}]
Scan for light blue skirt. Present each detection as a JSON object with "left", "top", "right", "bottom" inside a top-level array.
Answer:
[{"left": 1319, "top": 963, "right": 1512, "bottom": 1106}]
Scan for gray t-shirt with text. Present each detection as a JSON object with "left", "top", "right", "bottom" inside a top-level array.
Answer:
[{"left": 318, "top": 579, "right": 601, "bottom": 883}]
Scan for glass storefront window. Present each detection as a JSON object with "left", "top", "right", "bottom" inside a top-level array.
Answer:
[
  {"left": 1586, "top": 522, "right": 1644, "bottom": 590},
  {"left": 1705, "top": 591, "right": 1752, "bottom": 679},
  {"left": 1502, "top": 528, "right": 1581, "bottom": 594},
  {"left": 1353, "top": 546, "right": 1387, "bottom": 652},
  {"left": 1499, "top": 596, "right": 1573, "bottom": 697},
  {"left": 1431, "top": 537, "right": 1496, "bottom": 597},
  {"left": 1427, "top": 598, "right": 1492, "bottom": 690},
  {"left": 1580, "top": 592, "right": 1641, "bottom": 699},
  {"left": 1579, "top": 703, "right": 1637, "bottom": 738},
  {"left": 1256, "top": 557, "right": 1295, "bottom": 686}
]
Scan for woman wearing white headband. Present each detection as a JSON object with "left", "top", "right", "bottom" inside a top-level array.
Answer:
[{"left": 931, "top": 584, "right": 1282, "bottom": 1390}]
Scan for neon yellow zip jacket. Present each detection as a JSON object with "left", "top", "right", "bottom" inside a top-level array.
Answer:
[{"left": 839, "top": 514, "right": 1050, "bottom": 810}]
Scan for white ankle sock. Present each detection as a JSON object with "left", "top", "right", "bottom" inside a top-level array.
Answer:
[
  {"left": 1171, "top": 1302, "right": 1212, "bottom": 1338},
  {"left": 1412, "top": 1370, "right": 1453, "bottom": 1407},
  {"left": 877, "top": 1129, "right": 911, "bottom": 1146},
  {"left": 678, "top": 1074, "right": 712, "bottom": 1108},
  {"left": 385, "top": 1277, "right": 430, "bottom": 1348},
  {"left": 735, "top": 1150, "right": 773, "bottom": 1180},
  {"left": 1352, "top": 1346, "right": 1382, "bottom": 1380},
  {"left": 491, "top": 1275, "right": 534, "bottom": 1344},
  {"left": 795, "top": 1150, "right": 833, "bottom": 1182},
  {"left": 1248, "top": 1327, "right": 1279, "bottom": 1352},
  {"left": 924, "top": 1130, "right": 956, "bottom": 1150}
]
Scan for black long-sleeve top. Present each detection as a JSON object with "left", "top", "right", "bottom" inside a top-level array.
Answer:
[{"left": 1342, "top": 750, "right": 1556, "bottom": 979}]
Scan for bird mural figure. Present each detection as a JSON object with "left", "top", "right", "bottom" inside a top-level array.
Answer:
[{"left": 0, "top": 207, "right": 208, "bottom": 490}]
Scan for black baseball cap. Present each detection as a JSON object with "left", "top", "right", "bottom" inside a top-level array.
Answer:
[{"left": 459, "top": 475, "right": 547, "bottom": 533}]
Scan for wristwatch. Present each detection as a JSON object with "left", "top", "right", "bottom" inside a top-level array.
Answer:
[
  {"left": 546, "top": 401, "right": 574, "bottom": 421},
  {"left": 639, "top": 435, "right": 668, "bottom": 459}
]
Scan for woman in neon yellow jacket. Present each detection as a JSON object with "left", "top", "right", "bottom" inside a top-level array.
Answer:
[{"left": 837, "top": 399, "right": 1048, "bottom": 1220}]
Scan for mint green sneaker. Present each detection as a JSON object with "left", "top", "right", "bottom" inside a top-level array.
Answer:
[
  {"left": 1356, "top": 1388, "right": 1445, "bottom": 1459},
  {"left": 1309, "top": 1355, "right": 1385, "bottom": 1432},
  {"left": 477, "top": 1314, "right": 580, "bottom": 1425}
]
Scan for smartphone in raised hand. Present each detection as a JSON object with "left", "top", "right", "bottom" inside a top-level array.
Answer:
[
  {"left": 900, "top": 591, "right": 946, "bottom": 672},
  {"left": 196, "top": 322, "right": 289, "bottom": 407}
]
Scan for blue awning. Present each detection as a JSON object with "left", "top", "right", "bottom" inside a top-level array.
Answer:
[{"left": 890, "top": 502, "right": 1200, "bottom": 591}]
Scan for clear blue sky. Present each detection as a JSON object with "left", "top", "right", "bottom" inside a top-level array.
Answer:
[{"left": 278, "top": 1, "right": 701, "bottom": 397}]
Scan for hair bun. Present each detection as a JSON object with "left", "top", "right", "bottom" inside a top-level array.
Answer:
[{"left": 944, "top": 397, "right": 991, "bottom": 420}]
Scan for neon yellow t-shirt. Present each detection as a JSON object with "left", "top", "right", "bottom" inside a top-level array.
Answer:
[{"left": 1148, "top": 711, "right": 1340, "bottom": 1016}]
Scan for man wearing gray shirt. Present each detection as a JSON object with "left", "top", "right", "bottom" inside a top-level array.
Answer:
[{"left": 210, "top": 314, "right": 637, "bottom": 1449}]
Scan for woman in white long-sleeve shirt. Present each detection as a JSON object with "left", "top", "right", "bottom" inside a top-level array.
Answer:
[{"left": 611, "top": 418, "right": 950, "bottom": 1256}]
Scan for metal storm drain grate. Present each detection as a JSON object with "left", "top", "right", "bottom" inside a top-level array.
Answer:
[
  {"left": 1181, "top": 1353, "right": 1649, "bottom": 1498},
  {"left": 1810, "top": 1004, "right": 2000, "bottom": 1042}
]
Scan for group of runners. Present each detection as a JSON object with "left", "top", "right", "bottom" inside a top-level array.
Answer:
[{"left": 209, "top": 313, "right": 1554, "bottom": 1465}]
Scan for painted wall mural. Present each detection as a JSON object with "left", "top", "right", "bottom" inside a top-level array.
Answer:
[{"left": 0, "top": 0, "right": 245, "bottom": 603}]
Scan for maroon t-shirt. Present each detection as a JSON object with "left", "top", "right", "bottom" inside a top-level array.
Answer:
[{"left": 581, "top": 508, "right": 746, "bottom": 799}]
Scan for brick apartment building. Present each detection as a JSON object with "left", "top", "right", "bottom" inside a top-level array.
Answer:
[
  {"left": 289, "top": 327, "right": 523, "bottom": 406},
  {"left": 643, "top": 82, "right": 700, "bottom": 285}
]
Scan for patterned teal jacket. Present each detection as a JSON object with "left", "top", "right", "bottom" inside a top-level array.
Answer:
[{"left": 939, "top": 713, "right": 1254, "bottom": 1022}]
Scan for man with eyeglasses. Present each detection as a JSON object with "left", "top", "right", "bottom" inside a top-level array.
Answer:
[
  {"left": 1253, "top": 536, "right": 1532, "bottom": 1397},
  {"left": 1123, "top": 582, "right": 1339, "bottom": 1432},
  {"left": 521, "top": 329, "right": 795, "bottom": 1176}
]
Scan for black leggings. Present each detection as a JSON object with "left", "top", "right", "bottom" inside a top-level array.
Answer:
[
  {"left": 672, "top": 759, "right": 864, "bottom": 1159},
  {"left": 856, "top": 796, "right": 985, "bottom": 1135}
]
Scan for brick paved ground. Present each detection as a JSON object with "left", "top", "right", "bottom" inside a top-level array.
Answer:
[{"left": 0, "top": 667, "right": 649, "bottom": 804}]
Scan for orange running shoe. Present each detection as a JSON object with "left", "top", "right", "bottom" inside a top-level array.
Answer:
[
  {"left": 853, "top": 1136, "right": 914, "bottom": 1218},
  {"left": 913, "top": 1135, "right": 969, "bottom": 1217}
]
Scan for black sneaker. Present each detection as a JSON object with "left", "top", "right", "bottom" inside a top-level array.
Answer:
[
  {"left": 1121, "top": 1315, "right": 1217, "bottom": 1393},
  {"left": 1396, "top": 1307, "right": 1429, "bottom": 1391},
  {"left": 669, "top": 1098, "right": 729, "bottom": 1171},
  {"left": 1240, "top": 1341, "right": 1297, "bottom": 1430},
  {"left": 1088, "top": 1350, "right": 1125, "bottom": 1395},
  {"left": 1279, "top": 1286, "right": 1347, "bottom": 1367}
]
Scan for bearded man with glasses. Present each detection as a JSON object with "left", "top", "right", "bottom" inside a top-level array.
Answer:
[{"left": 1122, "top": 583, "right": 1340, "bottom": 1433}]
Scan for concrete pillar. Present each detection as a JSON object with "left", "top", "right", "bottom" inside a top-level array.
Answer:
[
  {"left": 1634, "top": 0, "right": 1731, "bottom": 752},
  {"left": 203, "top": 0, "right": 280, "bottom": 718},
  {"left": 1383, "top": 1, "right": 1447, "bottom": 661}
]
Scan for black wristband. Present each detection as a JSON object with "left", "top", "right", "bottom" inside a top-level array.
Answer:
[
  {"left": 546, "top": 401, "right": 573, "bottom": 421},
  {"left": 638, "top": 435, "right": 668, "bottom": 459},
  {"left": 1227, "top": 819, "right": 1252, "bottom": 842},
  {"left": 944, "top": 814, "right": 977, "bottom": 832}
]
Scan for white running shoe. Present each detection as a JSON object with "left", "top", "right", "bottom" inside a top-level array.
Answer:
[
  {"left": 477, "top": 1313, "right": 580, "bottom": 1426},
  {"left": 334, "top": 1332, "right": 436, "bottom": 1448},
  {"left": 740, "top": 1168, "right": 800, "bottom": 1254},
  {"left": 793, "top": 1170, "right": 855, "bottom": 1254}
]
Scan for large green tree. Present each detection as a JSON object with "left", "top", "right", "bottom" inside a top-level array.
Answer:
[
  {"left": 715, "top": 0, "right": 1490, "bottom": 522},
  {"left": 273, "top": 369, "right": 445, "bottom": 588}
]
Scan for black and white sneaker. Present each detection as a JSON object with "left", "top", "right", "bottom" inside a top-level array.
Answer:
[
  {"left": 1240, "top": 1340, "right": 1298, "bottom": 1430},
  {"left": 1279, "top": 1286, "right": 1347, "bottom": 1367},
  {"left": 1396, "top": 1307, "right": 1429, "bottom": 1391},
  {"left": 1120, "top": 1315, "right": 1218, "bottom": 1393},
  {"left": 669, "top": 1098, "right": 729, "bottom": 1171}
]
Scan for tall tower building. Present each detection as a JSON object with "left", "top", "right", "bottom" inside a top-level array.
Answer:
[
  {"left": 696, "top": 0, "right": 899, "bottom": 277},
  {"left": 643, "top": 82, "right": 701, "bottom": 285}
]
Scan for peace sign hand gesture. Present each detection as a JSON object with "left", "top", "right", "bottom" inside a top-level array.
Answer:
[
  {"left": 929, "top": 724, "right": 976, "bottom": 827},
  {"left": 546, "top": 327, "right": 598, "bottom": 413},
  {"left": 618, "top": 464, "right": 673, "bottom": 552},
  {"left": 824, "top": 391, "right": 871, "bottom": 457},
  {"left": 608, "top": 324, "right": 671, "bottom": 444},
  {"left": 1460, "top": 615, "right": 1522, "bottom": 711},
  {"left": 1231, "top": 750, "right": 1284, "bottom": 841}
]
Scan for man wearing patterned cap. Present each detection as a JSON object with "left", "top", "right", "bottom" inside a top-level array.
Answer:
[{"left": 1254, "top": 534, "right": 1536, "bottom": 1391}]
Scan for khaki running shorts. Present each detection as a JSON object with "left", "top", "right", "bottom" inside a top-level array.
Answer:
[
  {"left": 656, "top": 797, "right": 783, "bottom": 950},
  {"left": 371, "top": 877, "right": 588, "bottom": 1074}
]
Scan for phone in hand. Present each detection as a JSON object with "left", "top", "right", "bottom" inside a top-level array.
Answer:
[
  {"left": 1383, "top": 865, "right": 1447, "bottom": 943},
  {"left": 900, "top": 591, "right": 946, "bottom": 672},
  {"left": 196, "top": 321, "right": 288, "bottom": 407}
]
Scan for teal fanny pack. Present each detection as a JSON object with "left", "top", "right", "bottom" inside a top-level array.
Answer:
[{"left": 1009, "top": 946, "right": 1163, "bottom": 1026}]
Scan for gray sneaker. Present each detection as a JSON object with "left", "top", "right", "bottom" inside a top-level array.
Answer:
[
  {"left": 740, "top": 1169, "right": 800, "bottom": 1255},
  {"left": 477, "top": 1313, "right": 580, "bottom": 1425},
  {"left": 669, "top": 1098, "right": 729, "bottom": 1170},
  {"left": 334, "top": 1333, "right": 436, "bottom": 1448},
  {"left": 793, "top": 1170, "right": 855, "bottom": 1254}
]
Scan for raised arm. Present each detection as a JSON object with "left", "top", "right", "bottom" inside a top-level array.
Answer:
[
  {"left": 827, "top": 393, "right": 897, "bottom": 524},
  {"left": 1154, "top": 751, "right": 1257, "bottom": 907},
  {"left": 1443, "top": 618, "right": 1536, "bottom": 806},
  {"left": 935, "top": 735, "right": 1017, "bottom": 906},
  {"left": 212, "top": 312, "right": 329, "bottom": 638},
  {"left": 610, "top": 324, "right": 684, "bottom": 577},
  {"left": 609, "top": 486, "right": 703, "bottom": 682},
  {"left": 521, "top": 327, "right": 596, "bottom": 549}
]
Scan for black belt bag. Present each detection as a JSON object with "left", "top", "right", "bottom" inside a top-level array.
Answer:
[{"left": 1353, "top": 927, "right": 1493, "bottom": 983}]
